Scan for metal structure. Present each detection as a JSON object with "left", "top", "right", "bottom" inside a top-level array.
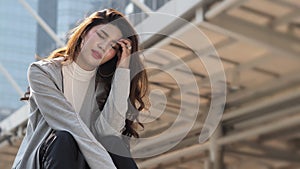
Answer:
[{"left": 0, "top": 0, "right": 300, "bottom": 168}]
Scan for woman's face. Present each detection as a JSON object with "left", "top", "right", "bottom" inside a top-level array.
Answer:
[{"left": 76, "top": 24, "right": 123, "bottom": 71}]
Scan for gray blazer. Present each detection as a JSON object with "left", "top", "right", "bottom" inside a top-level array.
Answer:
[{"left": 12, "top": 57, "right": 131, "bottom": 169}]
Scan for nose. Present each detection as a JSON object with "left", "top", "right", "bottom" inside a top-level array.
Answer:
[
  {"left": 96, "top": 43, "right": 104, "bottom": 52},
  {"left": 97, "top": 41, "right": 110, "bottom": 52}
]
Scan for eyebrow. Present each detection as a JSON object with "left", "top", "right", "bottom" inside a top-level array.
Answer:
[{"left": 100, "top": 30, "right": 109, "bottom": 38}]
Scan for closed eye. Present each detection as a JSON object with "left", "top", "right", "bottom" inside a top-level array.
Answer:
[{"left": 96, "top": 32, "right": 105, "bottom": 39}]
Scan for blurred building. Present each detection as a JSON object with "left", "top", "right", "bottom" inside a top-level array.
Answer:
[{"left": 0, "top": 0, "right": 37, "bottom": 118}]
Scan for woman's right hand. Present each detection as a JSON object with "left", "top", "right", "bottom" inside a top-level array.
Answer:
[{"left": 116, "top": 38, "right": 132, "bottom": 69}]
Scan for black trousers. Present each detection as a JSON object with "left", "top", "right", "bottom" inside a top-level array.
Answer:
[{"left": 39, "top": 130, "right": 138, "bottom": 169}]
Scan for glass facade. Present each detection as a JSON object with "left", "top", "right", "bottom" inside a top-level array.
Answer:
[
  {"left": 0, "top": 0, "right": 38, "bottom": 120},
  {"left": 36, "top": 0, "right": 58, "bottom": 57},
  {"left": 57, "top": 0, "right": 95, "bottom": 41}
]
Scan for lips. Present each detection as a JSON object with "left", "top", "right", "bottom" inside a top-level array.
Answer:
[{"left": 91, "top": 49, "right": 102, "bottom": 59}]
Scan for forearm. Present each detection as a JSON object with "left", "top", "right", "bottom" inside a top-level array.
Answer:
[{"left": 94, "top": 68, "right": 130, "bottom": 137}]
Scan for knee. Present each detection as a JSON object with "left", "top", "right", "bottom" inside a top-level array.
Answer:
[
  {"left": 100, "top": 135, "right": 131, "bottom": 156},
  {"left": 101, "top": 135, "right": 123, "bottom": 147}
]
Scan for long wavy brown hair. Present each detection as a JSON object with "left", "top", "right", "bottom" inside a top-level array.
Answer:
[{"left": 22, "top": 9, "right": 148, "bottom": 138}]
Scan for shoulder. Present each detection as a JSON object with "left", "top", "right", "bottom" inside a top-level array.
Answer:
[
  {"left": 30, "top": 57, "right": 64, "bottom": 69},
  {"left": 29, "top": 57, "right": 63, "bottom": 72},
  {"left": 28, "top": 57, "right": 64, "bottom": 79}
]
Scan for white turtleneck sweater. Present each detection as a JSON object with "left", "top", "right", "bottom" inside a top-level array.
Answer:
[{"left": 62, "top": 62, "right": 96, "bottom": 114}]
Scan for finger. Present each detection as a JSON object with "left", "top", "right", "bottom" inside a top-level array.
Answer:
[
  {"left": 117, "top": 41, "right": 127, "bottom": 50},
  {"left": 117, "top": 41, "right": 131, "bottom": 53},
  {"left": 116, "top": 41, "right": 131, "bottom": 68},
  {"left": 119, "top": 39, "right": 132, "bottom": 49},
  {"left": 119, "top": 38, "right": 132, "bottom": 45}
]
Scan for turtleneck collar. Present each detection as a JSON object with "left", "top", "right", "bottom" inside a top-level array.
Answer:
[{"left": 63, "top": 61, "right": 97, "bottom": 81}]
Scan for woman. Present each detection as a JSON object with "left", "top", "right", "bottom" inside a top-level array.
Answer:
[{"left": 12, "top": 8, "right": 148, "bottom": 169}]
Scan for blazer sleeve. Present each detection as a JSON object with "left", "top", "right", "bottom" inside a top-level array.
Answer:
[
  {"left": 94, "top": 68, "right": 130, "bottom": 137},
  {"left": 28, "top": 63, "right": 116, "bottom": 169}
]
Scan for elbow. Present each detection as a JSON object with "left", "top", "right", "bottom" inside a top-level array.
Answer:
[{"left": 95, "top": 116, "right": 124, "bottom": 137}]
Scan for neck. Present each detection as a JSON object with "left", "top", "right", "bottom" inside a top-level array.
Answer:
[{"left": 74, "top": 56, "right": 96, "bottom": 71}]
